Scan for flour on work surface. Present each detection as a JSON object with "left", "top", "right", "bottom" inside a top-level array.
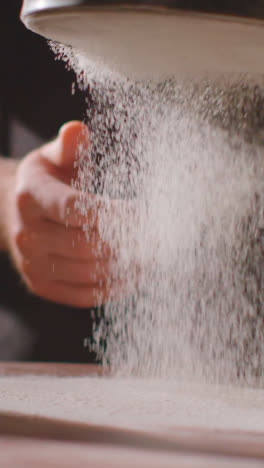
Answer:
[
  {"left": 50, "top": 42, "right": 264, "bottom": 387},
  {"left": 1, "top": 375, "right": 264, "bottom": 433}
]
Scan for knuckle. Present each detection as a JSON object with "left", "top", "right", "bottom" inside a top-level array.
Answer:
[
  {"left": 15, "top": 188, "right": 33, "bottom": 212},
  {"left": 22, "top": 274, "right": 35, "bottom": 294},
  {"left": 24, "top": 277, "right": 43, "bottom": 298},
  {"left": 20, "top": 259, "right": 32, "bottom": 276},
  {"left": 27, "top": 282, "right": 40, "bottom": 297},
  {"left": 78, "top": 292, "right": 93, "bottom": 308},
  {"left": 14, "top": 228, "right": 28, "bottom": 250}
]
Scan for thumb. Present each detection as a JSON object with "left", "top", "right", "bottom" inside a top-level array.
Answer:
[{"left": 42, "top": 121, "right": 90, "bottom": 170}]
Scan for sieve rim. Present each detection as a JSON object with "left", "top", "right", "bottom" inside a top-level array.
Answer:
[{"left": 20, "top": 0, "right": 264, "bottom": 23}]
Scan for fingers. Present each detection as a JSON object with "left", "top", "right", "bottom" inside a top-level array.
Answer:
[
  {"left": 15, "top": 120, "right": 93, "bottom": 228},
  {"left": 42, "top": 121, "right": 90, "bottom": 170},
  {"left": 16, "top": 163, "right": 136, "bottom": 231},
  {"left": 16, "top": 119, "right": 137, "bottom": 231},
  {"left": 16, "top": 160, "right": 95, "bottom": 229},
  {"left": 16, "top": 220, "right": 111, "bottom": 261},
  {"left": 10, "top": 120, "right": 138, "bottom": 308},
  {"left": 24, "top": 278, "right": 129, "bottom": 309},
  {"left": 22, "top": 256, "right": 112, "bottom": 285}
]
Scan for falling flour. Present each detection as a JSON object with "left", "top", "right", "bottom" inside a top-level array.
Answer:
[{"left": 51, "top": 42, "right": 264, "bottom": 388}]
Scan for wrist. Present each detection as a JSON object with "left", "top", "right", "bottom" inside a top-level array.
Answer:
[{"left": 0, "top": 158, "right": 18, "bottom": 251}]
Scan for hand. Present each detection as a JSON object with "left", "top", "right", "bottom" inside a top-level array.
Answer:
[{"left": 3, "top": 121, "right": 127, "bottom": 308}]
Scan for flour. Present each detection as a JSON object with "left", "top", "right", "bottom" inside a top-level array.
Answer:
[
  {"left": 2, "top": 374, "right": 264, "bottom": 433},
  {"left": 50, "top": 42, "right": 264, "bottom": 388}
]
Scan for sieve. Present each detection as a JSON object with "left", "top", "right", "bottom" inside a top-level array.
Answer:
[{"left": 20, "top": 0, "right": 264, "bottom": 79}]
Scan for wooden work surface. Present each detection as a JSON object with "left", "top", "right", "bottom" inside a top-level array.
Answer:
[
  {"left": 0, "top": 361, "right": 264, "bottom": 467},
  {"left": 0, "top": 361, "right": 102, "bottom": 377}
]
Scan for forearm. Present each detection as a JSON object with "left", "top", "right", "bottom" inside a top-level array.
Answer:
[{"left": 0, "top": 157, "right": 17, "bottom": 251}]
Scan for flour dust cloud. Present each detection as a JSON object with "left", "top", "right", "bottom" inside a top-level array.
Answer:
[{"left": 51, "top": 42, "right": 264, "bottom": 387}]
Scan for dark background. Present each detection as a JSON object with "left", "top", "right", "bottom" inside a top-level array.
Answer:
[{"left": 0, "top": 1, "right": 98, "bottom": 363}]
